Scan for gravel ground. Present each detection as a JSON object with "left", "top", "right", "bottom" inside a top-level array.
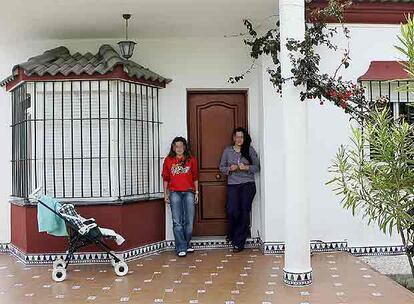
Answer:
[{"left": 359, "top": 255, "right": 413, "bottom": 275}]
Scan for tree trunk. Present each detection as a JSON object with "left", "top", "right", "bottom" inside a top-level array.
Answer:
[{"left": 399, "top": 229, "right": 414, "bottom": 278}]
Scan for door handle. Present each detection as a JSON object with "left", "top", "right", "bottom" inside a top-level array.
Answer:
[{"left": 216, "top": 174, "right": 222, "bottom": 180}]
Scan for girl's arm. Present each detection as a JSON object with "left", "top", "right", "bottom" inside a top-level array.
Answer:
[
  {"left": 219, "top": 148, "right": 231, "bottom": 175},
  {"left": 248, "top": 147, "right": 260, "bottom": 173},
  {"left": 194, "top": 180, "right": 199, "bottom": 204},
  {"left": 162, "top": 158, "right": 170, "bottom": 203},
  {"left": 163, "top": 181, "right": 170, "bottom": 204}
]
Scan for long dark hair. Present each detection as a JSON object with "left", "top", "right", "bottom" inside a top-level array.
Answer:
[
  {"left": 232, "top": 127, "right": 252, "bottom": 164},
  {"left": 168, "top": 136, "right": 192, "bottom": 164}
]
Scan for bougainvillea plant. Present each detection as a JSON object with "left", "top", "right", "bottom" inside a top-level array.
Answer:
[{"left": 229, "top": 0, "right": 376, "bottom": 123}]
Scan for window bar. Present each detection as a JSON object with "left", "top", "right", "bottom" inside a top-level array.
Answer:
[
  {"left": 151, "top": 87, "right": 155, "bottom": 194},
  {"left": 19, "top": 86, "right": 23, "bottom": 197},
  {"left": 61, "top": 81, "right": 65, "bottom": 197},
  {"left": 16, "top": 86, "right": 20, "bottom": 196},
  {"left": 19, "top": 86, "right": 22, "bottom": 196},
  {"left": 23, "top": 85, "right": 27, "bottom": 197},
  {"left": 156, "top": 88, "right": 160, "bottom": 193},
  {"left": 129, "top": 82, "right": 133, "bottom": 195},
  {"left": 98, "top": 81, "right": 102, "bottom": 197},
  {"left": 80, "top": 81, "right": 84, "bottom": 197},
  {"left": 388, "top": 81, "right": 391, "bottom": 105},
  {"left": 407, "top": 81, "right": 410, "bottom": 112},
  {"left": 11, "top": 90, "right": 15, "bottom": 196},
  {"left": 135, "top": 83, "right": 139, "bottom": 195},
  {"left": 89, "top": 81, "right": 93, "bottom": 197},
  {"left": 25, "top": 85, "right": 29, "bottom": 197},
  {"left": 52, "top": 82, "right": 56, "bottom": 197},
  {"left": 16, "top": 87, "right": 19, "bottom": 196},
  {"left": 70, "top": 81, "right": 75, "bottom": 198},
  {"left": 117, "top": 81, "right": 121, "bottom": 199},
  {"left": 123, "top": 81, "right": 127, "bottom": 197},
  {"left": 43, "top": 82, "right": 47, "bottom": 195},
  {"left": 25, "top": 85, "right": 28, "bottom": 197},
  {"left": 34, "top": 82, "right": 37, "bottom": 189},
  {"left": 18, "top": 86, "right": 22, "bottom": 197},
  {"left": 107, "top": 80, "right": 112, "bottom": 197},
  {"left": 397, "top": 81, "right": 401, "bottom": 105},
  {"left": 146, "top": 86, "right": 150, "bottom": 194},
  {"left": 378, "top": 80, "right": 382, "bottom": 98},
  {"left": 12, "top": 89, "right": 15, "bottom": 196},
  {"left": 140, "top": 84, "right": 144, "bottom": 194}
]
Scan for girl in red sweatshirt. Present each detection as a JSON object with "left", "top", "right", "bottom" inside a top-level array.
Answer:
[{"left": 162, "top": 137, "right": 199, "bottom": 257}]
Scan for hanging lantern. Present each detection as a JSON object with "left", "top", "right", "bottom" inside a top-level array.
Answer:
[{"left": 118, "top": 14, "right": 136, "bottom": 59}]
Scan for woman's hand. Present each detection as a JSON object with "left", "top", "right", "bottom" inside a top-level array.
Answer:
[
  {"left": 194, "top": 192, "right": 199, "bottom": 204},
  {"left": 238, "top": 163, "right": 250, "bottom": 171},
  {"left": 229, "top": 164, "right": 239, "bottom": 172},
  {"left": 164, "top": 192, "right": 170, "bottom": 204}
]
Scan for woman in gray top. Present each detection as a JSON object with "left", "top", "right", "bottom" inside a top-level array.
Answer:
[{"left": 219, "top": 127, "right": 260, "bottom": 252}]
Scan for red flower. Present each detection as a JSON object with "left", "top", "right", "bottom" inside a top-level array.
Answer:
[
  {"left": 344, "top": 90, "right": 352, "bottom": 99},
  {"left": 340, "top": 101, "right": 348, "bottom": 109}
]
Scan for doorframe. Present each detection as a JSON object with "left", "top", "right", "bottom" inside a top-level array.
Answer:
[
  {"left": 186, "top": 89, "right": 249, "bottom": 236},
  {"left": 186, "top": 89, "right": 249, "bottom": 137}
]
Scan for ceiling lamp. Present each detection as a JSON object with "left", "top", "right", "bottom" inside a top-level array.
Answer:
[{"left": 118, "top": 14, "right": 136, "bottom": 60}]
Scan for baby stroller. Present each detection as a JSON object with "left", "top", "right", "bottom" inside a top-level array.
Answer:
[{"left": 30, "top": 188, "right": 128, "bottom": 282}]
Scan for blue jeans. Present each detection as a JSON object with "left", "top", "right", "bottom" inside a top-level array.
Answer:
[
  {"left": 169, "top": 191, "right": 195, "bottom": 253},
  {"left": 226, "top": 182, "right": 256, "bottom": 249}
]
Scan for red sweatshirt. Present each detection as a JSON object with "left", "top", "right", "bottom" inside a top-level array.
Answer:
[{"left": 162, "top": 156, "right": 198, "bottom": 192}]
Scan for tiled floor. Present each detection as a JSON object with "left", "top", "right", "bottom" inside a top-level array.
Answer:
[{"left": 0, "top": 249, "right": 413, "bottom": 303}]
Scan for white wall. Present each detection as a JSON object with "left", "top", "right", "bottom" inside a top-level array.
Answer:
[
  {"left": 0, "top": 23, "right": 407, "bottom": 247},
  {"left": 136, "top": 38, "right": 262, "bottom": 240},
  {"left": 258, "top": 55, "right": 285, "bottom": 242},
  {"left": 307, "top": 24, "right": 403, "bottom": 246},
  {"left": 0, "top": 37, "right": 263, "bottom": 242}
]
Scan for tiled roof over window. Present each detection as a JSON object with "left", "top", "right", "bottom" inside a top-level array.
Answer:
[{"left": 0, "top": 44, "right": 172, "bottom": 87}]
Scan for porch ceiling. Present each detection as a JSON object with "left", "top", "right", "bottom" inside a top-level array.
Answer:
[{"left": 0, "top": 0, "right": 278, "bottom": 41}]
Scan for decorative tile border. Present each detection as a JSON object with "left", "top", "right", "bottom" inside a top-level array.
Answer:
[
  {"left": 188, "top": 237, "right": 261, "bottom": 250},
  {"left": 311, "top": 241, "right": 348, "bottom": 253},
  {"left": 262, "top": 241, "right": 348, "bottom": 254},
  {"left": 283, "top": 269, "right": 313, "bottom": 286},
  {"left": 0, "top": 243, "right": 8, "bottom": 252},
  {"left": 349, "top": 245, "right": 406, "bottom": 256},
  {"left": 8, "top": 241, "right": 168, "bottom": 265},
  {"left": 2, "top": 240, "right": 408, "bottom": 265},
  {"left": 262, "top": 242, "right": 285, "bottom": 254}
]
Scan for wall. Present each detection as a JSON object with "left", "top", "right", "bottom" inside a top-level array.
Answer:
[
  {"left": 0, "top": 23, "right": 408, "bottom": 247},
  {"left": 0, "top": 37, "right": 262, "bottom": 243},
  {"left": 307, "top": 24, "right": 403, "bottom": 246}
]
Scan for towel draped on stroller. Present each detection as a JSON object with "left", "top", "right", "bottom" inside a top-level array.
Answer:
[{"left": 32, "top": 189, "right": 128, "bottom": 282}]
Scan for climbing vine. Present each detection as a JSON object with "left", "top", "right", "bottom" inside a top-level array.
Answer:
[{"left": 229, "top": 0, "right": 375, "bottom": 123}]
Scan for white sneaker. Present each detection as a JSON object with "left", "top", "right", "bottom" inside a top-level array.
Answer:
[
  {"left": 178, "top": 251, "right": 187, "bottom": 257},
  {"left": 187, "top": 247, "right": 195, "bottom": 253}
]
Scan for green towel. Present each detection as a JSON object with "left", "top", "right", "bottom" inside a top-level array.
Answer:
[{"left": 37, "top": 195, "right": 68, "bottom": 236}]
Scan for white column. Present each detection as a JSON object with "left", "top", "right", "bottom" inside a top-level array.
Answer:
[{"left": 279, "top": 0, "right": 312, "bottom": 286}]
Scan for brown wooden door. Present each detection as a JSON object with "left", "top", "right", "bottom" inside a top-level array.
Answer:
[{"left": 188, "top": 91, "right": 247, "bottom": 236}]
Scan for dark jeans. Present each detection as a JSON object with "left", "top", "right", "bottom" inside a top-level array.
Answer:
[
  {"left": 226, "top": 182, "right": 256, "bottom": 249},
  {"left": 169, "top": 191, "right": 195, "bottom": 253}
]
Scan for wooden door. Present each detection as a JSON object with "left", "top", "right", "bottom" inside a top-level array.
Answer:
[{"left": 188, "top": 91, "right": 247, "bottom": 236}]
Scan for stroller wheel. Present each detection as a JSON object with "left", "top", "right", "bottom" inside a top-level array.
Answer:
[
  {"left": 53, "top": 258, "right": 66, "bottom": 269},
  {"left": 110, "top": 253, "right": 123, "bottom": 267},
  {"left": 114, "top": 261, "right": 128, "bottom": 276},
  {"left": 52, "top": 268, "right": 67, "bottom": 282}
]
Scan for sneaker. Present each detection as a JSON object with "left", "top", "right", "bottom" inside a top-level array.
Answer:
[
  {"left": 233, "top": 245, "right": 243, "bottom": 253},
  {"left": 177, "top": 251, "right": 187, "bottom": 257},
  {"left": 187, "top": 247, "right": 195, "bottom": 253}
]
